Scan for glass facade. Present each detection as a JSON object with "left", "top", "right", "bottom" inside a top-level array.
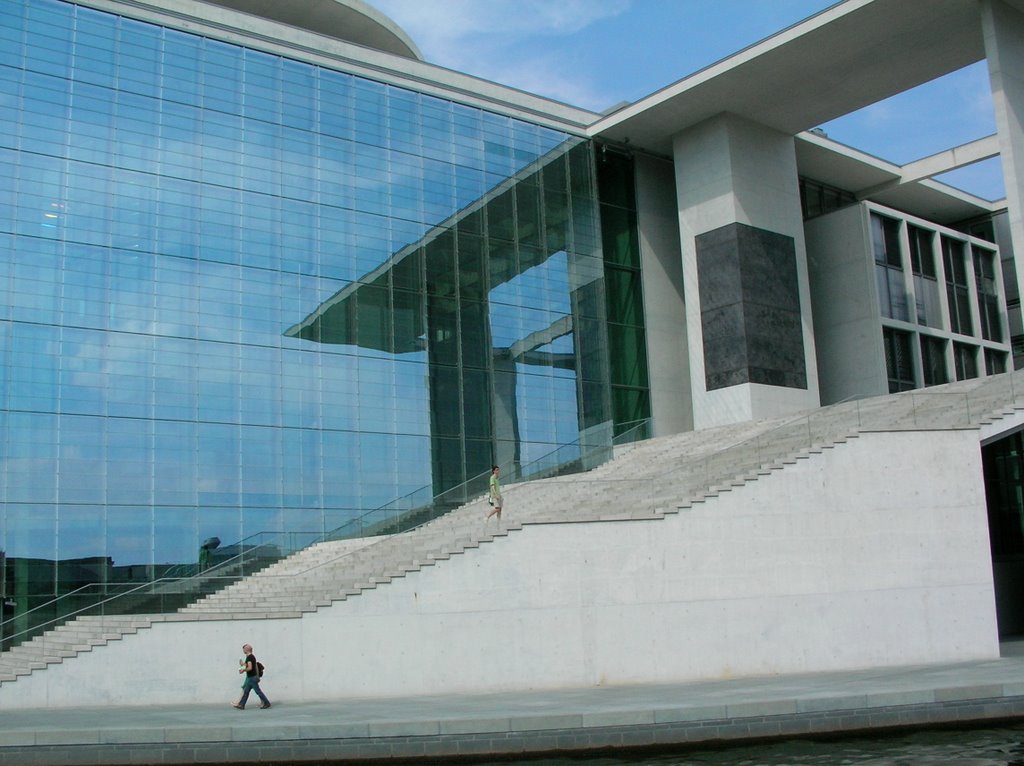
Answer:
[
  {"left": 866, "top": 203, "right": 1010, "bottom": 395},
  {"left": 0, "top": 0, "right": 616, "bottom": 618}
]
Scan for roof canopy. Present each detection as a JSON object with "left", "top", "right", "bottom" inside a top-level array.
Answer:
[{"left": 590, "top": 0, "right": 1021, "bottom": 157}]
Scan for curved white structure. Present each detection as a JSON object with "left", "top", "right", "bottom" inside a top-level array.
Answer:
[{"left": 204, "top": 0, "right": 423, "bottom": 60}]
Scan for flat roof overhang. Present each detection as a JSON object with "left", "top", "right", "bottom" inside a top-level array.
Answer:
[
  {"left": 589, "top": 0, "right": 1024, "bottom": 156},
  {"left": 795, "top": 132, "right": 1002, "bottom": 223}
]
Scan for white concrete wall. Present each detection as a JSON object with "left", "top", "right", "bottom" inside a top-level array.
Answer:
[
  {"left": 805, "top": 204, "right": 889, "bottom": 403},
  {"left": 673, "top": 114, "right": 820, "bottom": 429},
  {"left": 0, "top": 429, "right": 998, "bottom": 709},
  {"left": 635, "top": 154, "right": 691, "bottom": 436}
]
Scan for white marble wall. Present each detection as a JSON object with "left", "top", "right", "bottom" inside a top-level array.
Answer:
[{"left": 0, "top": 428, "right": 999, "bottom": 710}]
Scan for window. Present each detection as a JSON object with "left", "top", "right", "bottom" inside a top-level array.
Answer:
[
  {"left": 986, "top": 348, "right": 1008, "bottom": 376},
  {"left": 974, "top": 246, "right": 1002, "bottom": 342},
  {"left": 953, "top": 342, "right": 979, "bottom": 381},
  {"left": 969, "top": 219, "right": 996, "bottom": 243},
  {"left": 920, "top": 335, "right": 948, "bottom": 387},
  {"left": 872, "top": 214, "right": 908, "bottom": 321},
  {"left": 799, "top": 177, "right": 855, "bottom": 220},
  {"left": 883, "top": 327, "right": 915, "bottom": 392},
  {"left": 942, "top": 237, "right": 973, "bottom": 336},
  {"left": 908, "top": 225, "right": 941, "bottom": 328}
]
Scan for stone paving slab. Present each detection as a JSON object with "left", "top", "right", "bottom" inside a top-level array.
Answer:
[{"left": 4, "top": 652, "right": 1024, "bottom": 765}]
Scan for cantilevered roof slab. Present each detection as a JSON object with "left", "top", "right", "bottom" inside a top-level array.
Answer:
[
  {"left": 590, "top": 0, "right": 1019, "bottom": 156},
  {"left": 794, "top": 132, "right": 1000, "bottom": 224}
]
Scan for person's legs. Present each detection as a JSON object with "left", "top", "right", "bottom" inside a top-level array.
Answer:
[
  {"left": 235, "top": 677, "right": 253, "bottom": 708},
  {"left": 252, "top": 679, "right": 271, "bottom": 707}
]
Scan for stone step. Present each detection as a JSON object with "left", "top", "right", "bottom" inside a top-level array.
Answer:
[{"left": 6, "top": 371, "right": 1023, "bottom": 687}]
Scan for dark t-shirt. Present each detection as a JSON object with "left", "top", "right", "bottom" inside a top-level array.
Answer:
[{"left": 245, "top": 653, "right": 258, "bottom": 678}]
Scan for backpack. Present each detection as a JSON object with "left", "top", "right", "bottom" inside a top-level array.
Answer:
[{"left": 257, "top": 662, "right": 265, "bottom": 678}]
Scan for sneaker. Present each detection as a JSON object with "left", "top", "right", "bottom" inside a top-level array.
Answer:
[
  {"left": 232, "top": 703, "right": 244, "bottom": 710},
  {"left": 259, "top": 703, "right": 272, "bottom": 709}
]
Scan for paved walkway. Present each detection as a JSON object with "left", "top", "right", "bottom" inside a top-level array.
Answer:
[{"left": 4, "top": 648, "right": 1024, "bottom": 765}]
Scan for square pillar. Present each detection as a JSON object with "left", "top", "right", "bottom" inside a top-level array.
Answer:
[
  {"left": 983, "top": 0, "right": 1024, "bottom": 335},
  {"left": 674, "top": 114, "right": 819, "bottom": 428}
]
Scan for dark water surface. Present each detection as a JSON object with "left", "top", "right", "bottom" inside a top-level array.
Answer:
[{"left": 464, "top": 723, "right": 1024, "bottom": 765}]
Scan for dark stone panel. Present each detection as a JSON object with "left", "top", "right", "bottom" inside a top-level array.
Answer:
[
  {"left": 744, "top": 303, "right": 807, "bottom": 390},
  {"left": 700, "top": 303, "right": 749, "bottom": 389},
  {"left": 696, "top": 222, "right": 806, "bottom": 392},
  {"left": 694, "top": 227, "right": 743, "bottom": 312},
  {"left": 737, "top": 225, "right": 801, "bottom": 311}
]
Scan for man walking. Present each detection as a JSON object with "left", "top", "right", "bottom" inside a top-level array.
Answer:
[
  {"left": 485, "top": 465, "right": 503, "bottom": 522},
  {"left": 233, "top": 643, "right": 271, "bottom": 709}
]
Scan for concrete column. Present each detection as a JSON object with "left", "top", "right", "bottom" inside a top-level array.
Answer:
[
  {"left": 983, "top": 0, "right": 1024, "bottom": 354},
  {"left": 673, "top": 114, "right": 819, "bottom": 429},
  {"left": 635, "top": 154, "right": 691, "bottom": 436}
]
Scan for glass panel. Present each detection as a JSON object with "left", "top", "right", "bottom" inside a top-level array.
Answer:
[
  {"left": 953, "top": 341, "right": 979, "bottom": 381},
  {"left": 974, "top": 246, "right": 1002, "bottom": 342},
  {"left": 0, "top": 1, "right": 614, "bottom": 630},
  {"left": 920, "top": 335, "right": 948, "bottom": 387},
  {"left": 871, "top": 214, "right": 902, "bottom": 267},
  {"left": 883, "top": 327, "right": 915, "bottom": 392},
  {"left": 942, "top": 237, "right": 973, "bottom": 336},
  {"left": 986, "top": 348, "right": 1008, "bottom": 376}
]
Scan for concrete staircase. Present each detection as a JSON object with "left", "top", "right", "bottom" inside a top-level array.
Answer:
[{"left": 4, "top": 370, "right": 1024, "bottom": 685}]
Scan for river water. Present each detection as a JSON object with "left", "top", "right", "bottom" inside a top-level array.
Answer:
[{"left": 469, "top": 723, "right": 1024, "bottom": 765}]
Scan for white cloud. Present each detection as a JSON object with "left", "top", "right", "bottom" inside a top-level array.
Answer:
[
  {"left": 468, "top": 56, "right": 611, "bottom": 110},
  {"left": 375, "top": 0, "right": 628, "bottom": 46},
  {"left": 370, "top": 0, "right": 629, "bottom": 108}
]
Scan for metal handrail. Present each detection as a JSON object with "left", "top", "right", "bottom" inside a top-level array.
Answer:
[{"left": 1, "top": 421, "right": 651, "bottom": 650}]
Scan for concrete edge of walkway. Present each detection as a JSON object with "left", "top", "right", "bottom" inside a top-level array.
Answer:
[{"left": 3, "top": 663, "right": 1024, "bottom": 766}]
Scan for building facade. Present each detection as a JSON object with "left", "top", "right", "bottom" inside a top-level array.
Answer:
[{"left": 2, "top": 0, "right": 1024, "bottom": 634}]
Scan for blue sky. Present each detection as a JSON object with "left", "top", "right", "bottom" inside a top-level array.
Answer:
[{"left": 369, "top": 0, "right": 1004, "bottom": 202}]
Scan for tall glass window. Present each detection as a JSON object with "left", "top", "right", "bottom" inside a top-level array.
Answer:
[
  {"left": 871, "top": 214, "right": 908, "bottom": 321},
  {"left": 0, "top": 0, "right": 612, "bottom": 627},
  {"left": 908, "top": 225, "right": 941, "bottom": 328},
  {"left": 974, "top": 246, "right": 1002, "bottom": 342},
  {"left": 942, "top": 237, "right": 973, "bottom": 336}
]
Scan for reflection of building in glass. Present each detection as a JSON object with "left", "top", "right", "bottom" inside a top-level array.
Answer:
[
  {"left": 283, "top": 141, "right": 612, "bottom": 489},
  {"left": 2, "top": 0, "right": 1024, "bottom": 640}
]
